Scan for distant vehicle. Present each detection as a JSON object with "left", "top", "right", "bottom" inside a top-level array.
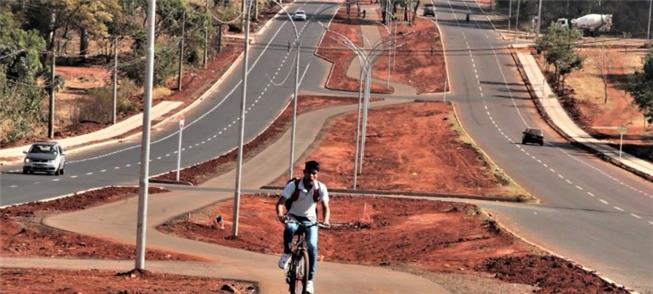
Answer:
[
  {"left": 293, "top": 9, "right": 307, "bottom": 21},
  {"left": 522, "top": 128, "right": 544, "bottom": 146},
  {"left": 23, "top": 141, "right": 66, "bottom": 175},
  {"left": 423, "top": 4, "right": 435, "bottom": 16},
  {"left": 556, "top": 14, "right": 613, "bottom": 35}
]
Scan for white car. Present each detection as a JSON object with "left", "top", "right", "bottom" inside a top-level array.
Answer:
[
  {"left": 23, "top": 141, "right": 66, "bottom": 175},
  {"left": 293, "top": 9, "right": 307, "bottom": 21}
]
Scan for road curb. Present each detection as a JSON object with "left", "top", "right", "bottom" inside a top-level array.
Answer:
[
  {"left": 510, "top": 51, "right": 653, "bottom": 182},
  {"left": 261, "top": 185, "right": 526, "bottom": 202},
  {"left": 484, "top": 209, "right": 636, "bottom": 294},
  {"left": 449, "top": 100, "right": 535, "bottom": 203}
]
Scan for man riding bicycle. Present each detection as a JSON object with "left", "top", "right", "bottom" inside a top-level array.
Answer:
[{"left": 276, "top": 160, "right": 330, "bottom": 294}]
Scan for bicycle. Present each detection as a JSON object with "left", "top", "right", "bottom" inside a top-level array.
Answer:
[{"left": 284, "top": 219, "right": 329, "bottom": 294}]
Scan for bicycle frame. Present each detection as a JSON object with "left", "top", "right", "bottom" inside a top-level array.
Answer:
[{"left": 286, "top": 221, "right": 312, "bottom": 294}]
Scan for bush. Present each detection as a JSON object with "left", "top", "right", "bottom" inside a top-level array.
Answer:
[
  {"left": 71, "top": 79, "right": 139, "bottom": 124},
  {"left": 121, "top": 45, "right": 178, "bottom": 86},
  {"left": 0, "top": 66, "right": 47, "bottom": 145}
]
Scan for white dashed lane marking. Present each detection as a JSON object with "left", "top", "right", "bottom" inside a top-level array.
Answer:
[
  {"left": 630, "top": 213, "right": 642, "bottom": 219},
  {"left": 86, "top": 172, "right": 93, "bottom": 175},
  {"left": 52, "top": 178, "right": 60, "bottom": 182},
  {"left": 100, "top": 169, "right": 107, "bottom": 172},
  {"left": 9, "top": 185, "right": 17, "bottom": 188},
  {"left": 587, "top": 192, "right": 595, "bottom": 197},
  {"left": 613, "top": 206, "right": 624, "bottom": 212},
  {"left": 575, "top": 185, "right": 583, "bottom": 190},
  {"left": 599, "top": 199, "right": 609, "bottom": 205},
  {"left": 70, "top": 175, "right": 78, "bottom": 179}
]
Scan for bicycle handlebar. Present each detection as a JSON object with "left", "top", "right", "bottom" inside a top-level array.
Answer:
[{"left": 284, "top": 217, "right": 330, "bottom": 229}]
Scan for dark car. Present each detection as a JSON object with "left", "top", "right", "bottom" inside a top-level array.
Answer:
[
  {"left": 423, "top": 4, "right": 435, "bottom": 16},
  {"left": 522, "top": 128, "right": 544, "bottom": 146}
]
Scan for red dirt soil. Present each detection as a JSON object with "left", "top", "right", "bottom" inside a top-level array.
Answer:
[
  {"left": 1, "top": 268, "right": 256, "bottom": 294},
  {"left": 271, "top": 101, "right": 523, "bottom": 199},
  {"left": 154, "top": 95, "right": 365, "bottom": 185},
  {"left": 159, "top": 194, "right": 626, "bottom": 294},
  {"left": 315, "top": 7, "right": 393, "bottom": 94},
  {"left": 373, "top": 17, "right": 447, "bottom": 94},
  {"left": 1, "top": 187, "right": 203, "bottom": 261}
]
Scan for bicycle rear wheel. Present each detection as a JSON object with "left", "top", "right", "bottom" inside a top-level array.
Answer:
[{"left": 288, "top": 249, "right": 309, "bottom": 294}]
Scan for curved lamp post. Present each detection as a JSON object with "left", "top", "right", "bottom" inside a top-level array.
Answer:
[
  {"left": 318, "top": 22, "right": 403, "bottom": 188},
  {"left": 232, "top": 0, "right": 302, "bottom": 237}
]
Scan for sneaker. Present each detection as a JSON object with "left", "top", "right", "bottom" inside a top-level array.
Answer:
[
  {"left": 278, "top": 253, "right": 291, "bottom": 270},
  {"left": 306, "top": 280, "right": 314, "bottom": 293}
]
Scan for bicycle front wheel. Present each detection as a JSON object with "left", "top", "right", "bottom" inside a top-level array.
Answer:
[{"left": 289, "top": 250, "right": 309, "bottom": 294}]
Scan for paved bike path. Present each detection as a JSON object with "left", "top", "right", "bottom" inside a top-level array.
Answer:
[{"left": 42, "top": 100, "right": 449, "bottom": 293}]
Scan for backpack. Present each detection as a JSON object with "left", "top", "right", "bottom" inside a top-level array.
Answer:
[{"left": 284, "top": 178, "right": 320, "bottom": 211}]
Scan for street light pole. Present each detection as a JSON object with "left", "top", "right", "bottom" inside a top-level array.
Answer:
[
  {"left": 135, "top": 0, "right": 156, "bottom": 271},
  {"left": 232, "top": 0, "right": 251, "bottom": 238}
]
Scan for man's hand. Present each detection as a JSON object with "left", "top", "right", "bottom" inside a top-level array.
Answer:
[{"left": 278, "top": 214, "right": 287, "bottom": 224}]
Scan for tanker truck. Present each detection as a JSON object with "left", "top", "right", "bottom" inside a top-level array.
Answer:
[{"left": 557, "top": 14, "right": 613, "bottom": 36}]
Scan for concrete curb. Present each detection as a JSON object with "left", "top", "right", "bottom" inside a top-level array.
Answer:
[
  {"left": 0, "top": 0, "right": 296, "bottom": 168},
  {"left": 510, "top": 51, "right": 653, "bottom": 182},
  {"left": 485, "top": 209, "right": 636, "bottom": 294},
  {"left": 149, "top": 94, "right": 294, "bottom": 183},
  {"left": 449, "top": 100, "right": 535, "bottom": 203},
  {"left": 261, "top": 185, "right": 526, "bottom": 202}
]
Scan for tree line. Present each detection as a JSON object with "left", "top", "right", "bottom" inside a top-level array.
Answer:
[
  {"left": 536, "top": 22, "right": 653, "bottom": 123},
  {"left": 496, "top": 0, "right": 651, "bottom": 38},
  {"left": 0, "top": 0, "right": 270, "bottom": 145}
]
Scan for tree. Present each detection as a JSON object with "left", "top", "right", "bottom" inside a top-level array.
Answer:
[
  {"left": 626, "top": 49, "right": 653, "bottom": 124},
  {"left": 20, "top": 0, "right": 119, "bottom": 56},
  {"left": 0, "top": 11, "right": 46, "bottom": 81},
  {"left": 536, "top": 22, "right": 583, "bottom": 91},
  {"left": 595, "top": 45, "right": 611, "bottom": 104},
  {"left": 0, "top": 11, "right": 48, "bottom": 144}
]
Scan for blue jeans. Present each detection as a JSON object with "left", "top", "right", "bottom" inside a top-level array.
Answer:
[{"left": 283, "top": 218, "right": 318, "bottom": 280}]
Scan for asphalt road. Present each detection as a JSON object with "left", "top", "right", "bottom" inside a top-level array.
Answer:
[
  {"left": 0, "top": 2, "right": 340, "bottom": 205},
  {"left": 433, "top": 0, "right": 653, "bottom": 292},
  {"left": 1, "top": 0, "right": 652, "bottom": 292}
]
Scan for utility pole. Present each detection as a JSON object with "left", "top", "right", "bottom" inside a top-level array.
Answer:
[
  {"left": 112, "top": 37, "right": 118, "bottom": 125},
  {"left": 204, "top": 0, "right": 209, "bottom": 69},
  {"left": 515, "top": 0, "right": 521, "bottom": 41},
  {"left": 48, "top": 51, "right": 56, "bottom": 139},
  {"left": 508, "top": 0, "right": 512, "bottom": 35},
  {"left": 536, "top": 0, "right": 543, "bottom": 38},
  {"left": 135, "top": 0, "right": 157, "bottom": 271},
  {"left": 177, "top": 11, "right": 186, "bottom": 91},
  {"left": 233, "top": 0, "right": 251, "bottom": 238},
  {"left": 646, "top": 0, "right": 653, "bottom": 41}
]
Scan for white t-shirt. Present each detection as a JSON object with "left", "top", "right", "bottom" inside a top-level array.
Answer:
[{"left": 281, "top": 179, "right": 329, "bottom": 221}]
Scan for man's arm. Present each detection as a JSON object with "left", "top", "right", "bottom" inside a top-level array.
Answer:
[
  {"left": 276, "top": 197, "right": 287, "bottom": 223},
  {"left": 321, "top": 200, "right": 330, "bottom": 225}
]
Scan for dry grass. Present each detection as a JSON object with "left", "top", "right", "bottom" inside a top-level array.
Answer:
[{"left": 566, "top": 47, "right": 649, "bottom": 134}]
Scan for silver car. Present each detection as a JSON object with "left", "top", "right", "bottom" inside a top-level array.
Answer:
[
  {"left": 23, "top": 141, "right": 66, "bottom": 175},
  {"left": 293, "top": 9, "right": 307, "bottom": 21}
]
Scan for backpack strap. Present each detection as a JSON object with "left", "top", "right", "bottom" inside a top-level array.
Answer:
[
  {"left": 291, "top": 178, "right": 320, "bottom": 202},
  {"left": 291, "top": 178, "right": 301, "bottom": 201},
  {"left": 312, "top": 181, "right": 320, "bottom": 202}
]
